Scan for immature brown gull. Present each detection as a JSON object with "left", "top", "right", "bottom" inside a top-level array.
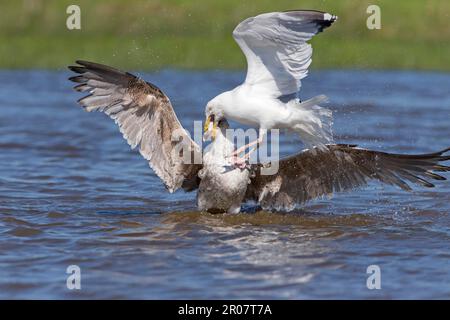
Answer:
[
  {"left": 203, "top": 10, "right": 337, "bottom": 164},
  {"left": 68, "top": 61, "right": 450, "bottom": 213}
]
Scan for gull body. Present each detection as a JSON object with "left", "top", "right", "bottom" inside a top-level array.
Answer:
[
  {"left": 208, "top": 88, "right": 290, "bottom": 129},
  {"left": 208, "top": 88, "right": 332, "bottom": 148},
  {"left": 197, "top": 121, "right": 251, "bottom": 214}
]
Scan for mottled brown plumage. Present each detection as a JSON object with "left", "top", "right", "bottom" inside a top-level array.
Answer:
[
  {"left": 246, "top": 145, "right": 450, "bottom": 211},
  {"left": 68, "top": 60, "right": 201, "bottom": 193}
]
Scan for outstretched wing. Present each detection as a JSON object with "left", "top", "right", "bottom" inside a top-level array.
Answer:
[
  {"left": 246, "top": 145, "right": 450, "bottom": 211},
  {"left": 233, "top": 10, "right": 337, "bottom": 98},
  {"left": 68, "top": 60, "right": 202, "bottom": 193}
]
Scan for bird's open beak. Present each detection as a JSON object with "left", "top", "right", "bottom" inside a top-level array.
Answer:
[{"left": 203, "top": 115, "right": 217, "bottom": 141}]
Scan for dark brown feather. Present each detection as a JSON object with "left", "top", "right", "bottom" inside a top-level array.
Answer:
[{"left": 246, "top": 145, "right": 450, "bottom": 211}]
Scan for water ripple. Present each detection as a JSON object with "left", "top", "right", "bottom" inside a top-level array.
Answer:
[{"left": 0, "top": 70, "right": 449, "bottom": 299}]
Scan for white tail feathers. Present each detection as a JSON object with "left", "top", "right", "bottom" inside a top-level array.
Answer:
[
  {"left": 297, "top": 94, "right": 329, "bottom": 109},
  {"left": 288, "top": 95, "right": 333, "bottom": 149}
]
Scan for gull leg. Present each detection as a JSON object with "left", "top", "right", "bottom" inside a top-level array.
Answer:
[
  {"left": 242, "top": 145, "right": 259, "bottom": 160},
  {"left": 241, "top": 128, "right": 266, "bottom": 159},
  {"left": 231, "top": 128, "right": 267, "bottom": 156},
  {"left": 231, "top": 139, "right": 260, "bottom": 157},
  {"left": 229, "top": 129, "right": 266, "bottom": 168}
]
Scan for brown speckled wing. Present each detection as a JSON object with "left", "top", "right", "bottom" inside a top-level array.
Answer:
[
  {"left": 69, "top": 60, "right": 202, "bottom": 193},
  {"left": 247, "top": 145, "right": 450, "bottom": 211}
]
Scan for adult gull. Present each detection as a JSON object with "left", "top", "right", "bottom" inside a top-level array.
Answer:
[{"left": 204, "top": 10, "right": 338, "bottom": 164}]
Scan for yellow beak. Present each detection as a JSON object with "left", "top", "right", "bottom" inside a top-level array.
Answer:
[
  {"left": 203, "top": 115, "right": 217, "bottom": 141},
  {"left": 204, "top": 116, "right": 211, "bottom": 133}
]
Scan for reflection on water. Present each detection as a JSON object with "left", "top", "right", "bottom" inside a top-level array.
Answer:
[{"left": 0, "top": 70, "right": 449, "bottom": 299}]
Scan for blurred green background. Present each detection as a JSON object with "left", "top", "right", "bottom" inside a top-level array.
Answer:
[{"left": 2, "top": 0, "right": 449, "bottom": 70}]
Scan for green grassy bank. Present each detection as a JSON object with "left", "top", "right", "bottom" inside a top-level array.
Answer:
[{"left": 2, "top": 0, "right": 450, "bottom": 70}]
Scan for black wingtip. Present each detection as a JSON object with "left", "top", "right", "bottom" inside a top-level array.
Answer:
[
  {"left": 77, "top": 93, "right": 91, "bottom": 105},
  {"left": 335, "top": 144, "right": 358, "bottom": 148},
  {"left": 425, "top": 171, "right": 447, "bottom": 181},
  {"left": 440, "top": 146, "right": 450, "bottom": 155},
  {"left": 433, "top": 165, "right": 450, "bottom": 172},
  {"left": 75, "top": 60, "right": 98, "bottom": 67},
  {"left": 326, "top": 13, "right": 338, "bottom": 22},
  {"left": 75, "top": 60, "right": 120, "bottom": 72},
  {"left": 68, "top": 75, "right": 86, "bottom": 83},
  {"left": 416, "top": 176, "right": 436, "bottom": 188},
  {"left": 283, "top": 10, "right": 338, "bottom": 28},
  {"left": 321, "top": 13, "right": 338, "bottom": 28},
  {"left": 68, "top": 65, "right": 85, "bottom": 74}
]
